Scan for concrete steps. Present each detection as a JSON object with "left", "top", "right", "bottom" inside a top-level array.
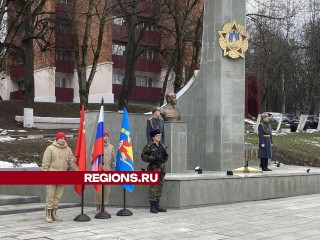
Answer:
[
  {"left": 0, "top": 195, "right": 80, "bottom": 215},
  {"left": 0, "top": 195, "right": 40, "bottom": 205}
]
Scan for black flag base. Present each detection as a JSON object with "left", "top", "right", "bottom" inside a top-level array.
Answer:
[
  {"left": 95, "top": 211, "right": 111, "bottom": 219},
  {"left": 74, "top": 213, "right": 91, "bottom": 222},
  {"left": 116, "top": 208, "right": 133, "bottom": 216}
]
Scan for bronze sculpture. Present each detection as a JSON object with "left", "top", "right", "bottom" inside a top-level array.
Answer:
[{"left": 160, "top": 92, "right": 181, "bottom": 121}]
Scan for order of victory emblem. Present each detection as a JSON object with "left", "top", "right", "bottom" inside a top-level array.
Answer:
[{"left": 218, "top": 20, "right": 249, "bottom": 59}]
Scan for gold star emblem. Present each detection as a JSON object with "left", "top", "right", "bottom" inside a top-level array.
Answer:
[{"left": 218, "top": 20, "right": 249, "bottom": 59}]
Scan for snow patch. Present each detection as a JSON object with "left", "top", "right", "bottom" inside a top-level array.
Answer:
[
  {"left": 0, "top": 161, "right": 39, "bottom": 168},
  {"left": 245, "top": 118, "right": 256, "bottom": 125},
  {"left": 0, "top": 161, "right": 14, "bottom": 168},
  {"left": 0, "top": 137, "right": 16, "bottom": 142}
]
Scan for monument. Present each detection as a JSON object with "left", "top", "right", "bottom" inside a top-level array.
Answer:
[
  {"left": 177, "top": 0, "right": 246, "bottom": 171},
  {"left": 160, "top": 92, "right": 181, "bottom": 122}
]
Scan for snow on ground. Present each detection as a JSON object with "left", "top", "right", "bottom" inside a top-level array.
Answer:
[
  {"left": 272, "top": 132, "right": 288, "bottom": 136},
  {"left": 20, "top": 162, "right": 39, "bottom": 168},
  {"left": 0, "top": 136, "right": 16, "bottom": 142},
  {"left": 245, "top": 118, "right": 256, "bottom": 125},
  {"left": 0, "top": 129, "right": 15, "bottom": 135},
  {"left": 0, "top": 161, "right": 39, "bottom": 168},
  {"left": 0, "top": 161, "right": 14, "bottom": 168}
]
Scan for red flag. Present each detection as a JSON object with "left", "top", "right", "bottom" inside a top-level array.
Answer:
[{"left": 74, "top": 104, "right": 87, "bottom": 196}]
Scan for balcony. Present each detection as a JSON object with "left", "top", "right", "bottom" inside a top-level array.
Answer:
[
  {"left": 55, "top": 87, "right": 74, "bottom": 102},
  {"left": 55, "top": 59, "right": 75, "bottom": 73},
  {"left": 112, "top": 55, "right": 161, "bottom": 73},
  {"left": 10, "top": 90, "right": 24, "bottom": 100},
  {"left": 113, "top": 84, "right": 161, "bottom": 102},
  {"left": 112, "top": 25, "right": 160, "bottom": 45},
  {"left": 10, "top": 64, "right": 24, "bottom": 79}
]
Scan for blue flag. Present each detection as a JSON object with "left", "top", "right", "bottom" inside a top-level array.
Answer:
[{"left": 115, "top": 108, "right": 134, "bottom": 192}]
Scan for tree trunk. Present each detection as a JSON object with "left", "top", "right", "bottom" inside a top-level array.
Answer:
[
  {"left": 174, "top": 36, "right": 183, "bottom": 93},
  {"left": 117, "top": 1, "right": 137, "bottom": 110},
  {"left": 160, "top": 64, "right": 172, "bottom": 106},
  {"left": 23, "top": 5, "right": 34, "bottom": 108}
]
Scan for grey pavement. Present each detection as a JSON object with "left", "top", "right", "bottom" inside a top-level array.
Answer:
[{"left": 1, "top": 194, "right": 320, "bottom": 239}]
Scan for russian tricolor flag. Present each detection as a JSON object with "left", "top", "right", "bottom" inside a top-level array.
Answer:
[{"left": 91, "top": 102, "right": 104, "bottom": 192}]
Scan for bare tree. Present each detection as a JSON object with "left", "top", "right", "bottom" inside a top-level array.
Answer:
[
  {"left": 159, "top": 0, "right": 202, "bottom": 93},
  {"left": 5, "top": 0, "right": 54, "bottom": 107},
  {"left": 115, "top": 0, "right": 160, "bottom": 110},
  {"left": 73, "top": 0, "right": 113, "bottom": 107},
  {"left": 246, "top": 0, "right": 299, "bottom": 113},
  {"left": 299, "top": 0, "right": 320, "bottom": 114}
]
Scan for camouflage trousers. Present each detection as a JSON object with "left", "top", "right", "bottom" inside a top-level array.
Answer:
[
  {"left": 148, "top": 164, "right": 166, "bottom": 201},
  {"left": 46, "top": 185, "right": 64, "bottom": 209}
]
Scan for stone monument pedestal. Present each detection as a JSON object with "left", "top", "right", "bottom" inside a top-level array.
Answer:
[{"left": 164, "top": 122, "right": 187, "bottom": 173}]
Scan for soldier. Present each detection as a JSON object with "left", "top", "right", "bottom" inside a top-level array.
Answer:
[
  {"left": 141, "top": 129, "right": 168, "bottom": 213},
  {"left": 42, "top": 132, "right": 78, "bottom": 223},
  {"left": 146, "top": 107, "right": 165, "bottom": 144},
  {"left": 258, "top": 113, "right": 273, "bottom": 171},
  {"left": 94, "top": 131, "right": 116, "bottom": 212}
]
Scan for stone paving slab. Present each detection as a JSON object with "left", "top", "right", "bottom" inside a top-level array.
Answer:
[{"left": 1, "top": 194, "right": 320, "bottom": 239}]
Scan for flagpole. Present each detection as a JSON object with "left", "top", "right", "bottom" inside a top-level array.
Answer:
[
  {"left": 116, "top": 188, "right": 133, "bottom": 216},
  {"left": 74, "top": 184, "right": 90, "bottom": 221},
  {"left": 74, "top": 103, "right": 90, "bottom": 222},
  {"left": 95, "top": 97, "right": 111, "bottom": 219}
]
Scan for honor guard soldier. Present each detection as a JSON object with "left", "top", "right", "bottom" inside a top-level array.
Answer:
[
  {"left": 258, "top": 113, "right": 273, "bottom": 171},
  {"left": 146, "top": 107, "right": 165, "bottom": 144}
]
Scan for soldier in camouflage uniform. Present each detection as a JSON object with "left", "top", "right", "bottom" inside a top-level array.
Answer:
[{"left": 141, "top": 129, "right": 168, "bottom": 213}]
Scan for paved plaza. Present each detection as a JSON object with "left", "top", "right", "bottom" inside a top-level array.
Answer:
[{"left": 1, "top": 194, "right": 320, "bottom": 240}]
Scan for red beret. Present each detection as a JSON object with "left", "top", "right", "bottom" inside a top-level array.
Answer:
[
  {"left": 103, "top": 131, "right": 109, "bottom": 137},
  {"left": 55, "top": 132, "right": 66, "bottom": 141}
]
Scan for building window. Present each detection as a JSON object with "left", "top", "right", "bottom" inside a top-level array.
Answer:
[
  {"left": 140, "top": 50, "right": 154, "bottom": 60},
  {"left": 58, "top": 0, "right": 73, "bottom": 4},
  {"left": 138, "top": 22, "right": 156, "bottom": 31},
  {"left": 56, "top": 20, "right": 72, "bottom": 33},
  {"left": 136, "top": 75, "right": 152, "bottom": 87},
  {"left": 55, "top": 76, "right": 66, "bottom": 88},
  {"left": 113, "top": 17, "right": 125, "bottom": 26},
  {"left": 13, "top": 53, "right": 24, "bottom": 64},
  {"left": 112, "top": 72, "right": 124, "bottom": 84},
  {"left": 18, "top": 80, "right": 25, "bottom": 90},
  {"left": 112, "top": 44, "right": 126, "bottom": 56},
  {"left": 56, "top": 48, "right": 72, "bottom": 60}
]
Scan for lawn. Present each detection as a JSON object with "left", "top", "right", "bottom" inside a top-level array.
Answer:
[{"left": 245, "top": 131, "right": 320, "bottom": 167}]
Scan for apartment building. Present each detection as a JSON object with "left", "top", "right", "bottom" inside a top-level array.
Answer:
[{"left": 3, "top": 0, "right": 164, "bottom": 104}]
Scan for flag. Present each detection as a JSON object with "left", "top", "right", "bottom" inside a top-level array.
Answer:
[
  {"left": 116, "top": 107, "right": 134, "bottom": 192},
  {"left": 74, "top": 104, "right": 87, "bottom": 196},
  {"left": 91, "top": 101, "right": 104, "bottom": 192}
]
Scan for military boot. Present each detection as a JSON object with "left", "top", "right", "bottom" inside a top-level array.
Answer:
[
  {"left": 150, "top": 201, "right": 158, "bottom": 214},
  {"left": 45, "top": 209, "right": 53, "bottom": 223},
  {"left": 156, "top": 198, "right": 167, "bottom": 212},
  {"left": 52, "top": 208, "right": 63, "bottom": 221}
]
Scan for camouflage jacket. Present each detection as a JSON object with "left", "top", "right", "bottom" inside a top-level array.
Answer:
[{"left": 141, "top": 142, "right": 168, "bottom": 170}]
